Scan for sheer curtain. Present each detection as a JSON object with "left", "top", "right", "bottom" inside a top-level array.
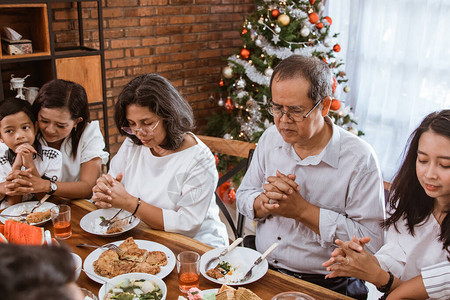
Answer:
[{"left": 327, "top": 0, "right": 450, "bottom": 181}]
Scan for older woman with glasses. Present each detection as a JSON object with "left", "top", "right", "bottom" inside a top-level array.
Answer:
[{"left": 92, "top": 74, "right": 228, "bottom": 247}]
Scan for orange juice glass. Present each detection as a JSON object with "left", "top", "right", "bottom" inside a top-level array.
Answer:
[
  {"left": 50, "top": 204, "right": 72, "bottom": 239},
  {"left": 177, "top": 251, "right": 200, "bottom": 293}
]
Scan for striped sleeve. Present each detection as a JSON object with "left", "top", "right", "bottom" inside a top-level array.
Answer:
[{"left": 422, "top": 261, "right": 450, "bottom": 299}]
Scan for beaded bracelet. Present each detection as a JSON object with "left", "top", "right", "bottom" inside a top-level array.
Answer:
[{"left": 132, "top": 198, "right": 141, "bottom": 216}]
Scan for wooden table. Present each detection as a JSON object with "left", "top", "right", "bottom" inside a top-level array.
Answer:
[{"left": 49, "top": 200, "right": 353, "bottom": 300}]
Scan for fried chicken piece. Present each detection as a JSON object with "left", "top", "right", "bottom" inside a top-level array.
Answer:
[
  {"left": 26, "top": 209, "right": 51, "bottom": 224},
  {"left": 146, "top": 251, "right": 167, "bottom": 266},
  {"left": 132, "top": 262, "right": 161, "bottom": 275},
  {"left": 206, "top": 267, "right": 225, "bottom": 279},
  {"left": 93, "top": 250, "right": 119, "bottom": 277},
  {"left": 118, "top": 237, "right": 138, "bottom": 252},
  {"left": 111, "top": 260, "right": 136, "bottom": 277},
  {"left": 106, "top": 226, "right": 123, "bottom": 234},
  {"left": 121, "top": 247, "right": 148, "bottom": 262}
]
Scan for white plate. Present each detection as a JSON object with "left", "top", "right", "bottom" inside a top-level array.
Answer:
[
  {"left": 98, "top": 272, "right": 167, "bottom": 300},
  {"left": 80, "top": 208, "right": 140, "bottom": 237},
  {"left": 0, "top": 201, "right": 56, "bottom": 226},
  {"left": 83, "top": 239, "right": 176, "bottom": 284},
  {"left": 200, "top": 246, "right": 268, "bottom": 286},
  {"left": 202, "top": 288, "right": 219, "bottom": 298}
]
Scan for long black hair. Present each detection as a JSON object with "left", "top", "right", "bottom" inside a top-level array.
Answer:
[
  {"left": 32, "top": 79, "right": 90, "bottom": 158},
  {"left": 384, "top": 110, "right": 450, "bottom": 256}
]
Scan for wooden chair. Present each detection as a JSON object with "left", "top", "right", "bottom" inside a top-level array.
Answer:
[{"left": 197, "top": 135, "right": 256, "bottom": 240}]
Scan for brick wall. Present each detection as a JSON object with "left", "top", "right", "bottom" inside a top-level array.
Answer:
[{"left": 51, "top": 0, "right": 255, "bottom": 155}]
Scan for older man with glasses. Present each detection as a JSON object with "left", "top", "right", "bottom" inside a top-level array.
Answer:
[{"left": 236, "top": 55, "right": 385, "bottom": 299}]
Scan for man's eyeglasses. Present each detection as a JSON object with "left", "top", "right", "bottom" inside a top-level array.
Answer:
[
  {"left": 267, "top": 100, "right": 322, "bottom": 122},
  {"left": 121, "top": 120, "right": 160, "bottom": 136}
]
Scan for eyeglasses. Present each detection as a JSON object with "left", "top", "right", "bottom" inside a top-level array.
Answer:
[
  {"left": 121, "top": 120, "right": 160, "bottom": 136},
  {"left": 267, "top": 100, "right": 322, "bottom": 122}
]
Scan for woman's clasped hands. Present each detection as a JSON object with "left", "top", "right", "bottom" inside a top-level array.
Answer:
[
  {"left": 92, "top": 173, "right": 134, "bottom": 211},
  {"left": 322, "top": 236, "right": 387, "bottom": 285}
]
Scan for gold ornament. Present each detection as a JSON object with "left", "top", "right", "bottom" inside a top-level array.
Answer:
[{"left": 277, "top": 14, "right": 290, "bottom": 26}]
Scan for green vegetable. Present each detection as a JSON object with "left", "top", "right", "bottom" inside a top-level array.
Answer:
[
  {"left": 100, "top": 216, "right": 105, "bottom": 222},
  {"left": 219, "top": 261, "right": 232, "bottom": 273}
]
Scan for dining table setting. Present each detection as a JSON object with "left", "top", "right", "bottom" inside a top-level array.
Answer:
[{"left": 0, "top": 198, "right": 355, "bottom": 300}]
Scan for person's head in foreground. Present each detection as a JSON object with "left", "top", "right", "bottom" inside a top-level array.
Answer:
[{"left": 0, "top": 243, "right": 84, "bottom": 300}]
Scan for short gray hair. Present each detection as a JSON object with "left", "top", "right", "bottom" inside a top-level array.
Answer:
[{"left": 270, "top": 55, "right": 333, "bottom": 105}]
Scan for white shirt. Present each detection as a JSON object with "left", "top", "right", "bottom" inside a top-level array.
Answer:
[
  {"left": 237, "top": 120, "right": 385, "bottom": 274},
  {"left": 375, "top": 216, "right": 448, "bottom": 281},
  {"left": 0, "top": 143, "right": 61, "bottom": 207},
  {"left": 422, "top": 261, "right": 450, "bottom": 299},
  {"left": 109, "top": 134, "right": 228, "bottom": 248},
  {"left": 39, "top": 121, "right": 109, "bottom": 182}
]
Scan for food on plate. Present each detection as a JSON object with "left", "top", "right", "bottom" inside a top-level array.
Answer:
[
  {"left": 2, "top": 219, "right": 44, "bottom": 245},
  {"left": 103, "top": 277, "right": 163, "bottom": 300},
  {"left": 178, "top": 287, "right": 216, "bottom": 300},
  {"left": 94, "top": 216, "right": 126, "bottom": 235},
  {"left": 93, "top": 237, "right": 168, "bottom": 278},
  {"left": 5, "top": 204, "right": 51, "bottom": 224},
  {"left": 206, "top": 261, "right": 244, "bottom": 283},
  {"left": 215, "top": 285, "right": 262, "bottom": 300},
  {"left": 25, "top": 209, "right": 51, "bottom": 224}
]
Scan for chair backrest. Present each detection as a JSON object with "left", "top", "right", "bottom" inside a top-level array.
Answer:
[{"left": 197, "top": 135, "right": 256, "bottom": 240}]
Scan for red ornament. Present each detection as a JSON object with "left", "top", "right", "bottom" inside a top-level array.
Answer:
[
  {"left": 214, "top": 154, "right": 219, "bottom": 165},
  {"left": 225, "top": 97, "right": 233, "bottom": 113},
  {"left": 240, "top": 48, "right": 250, "bottom": 59},
  {"left": 333, "top": 44, "right": 341, "bottom": 52},
  {"left": 330, "top": 99, "right": 341, "bottom": 111},
  {"left": 242, "top": 28, "right": 247, "bottom": 35},
  {"left": 309, "top": 0, "right": 316, "bottom": 4},
  {"left": 324, "top": 16, "right": 332, "bottom": 25},
  {"left": 271, "top": 9, "right": 280, "bottom": 18},
  {"left": 332, "top": 77, "right": 337, "bottom": 94},
  {"left": 316, "top": 22, "right": 323, "bottom": 29},
  {"left": 308, "top": 12, "right": 319, "bottom": 24},
  {"left": 219, "top": 79, "right": 224, "bottom": 87}
]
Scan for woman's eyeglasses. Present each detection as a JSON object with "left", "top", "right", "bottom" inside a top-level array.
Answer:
[
  {"left": 121, "top": 120, "right": 160, "bottom": 136},
  {"left": 267, "top": 100, "right": 321, "bottom": 122}
]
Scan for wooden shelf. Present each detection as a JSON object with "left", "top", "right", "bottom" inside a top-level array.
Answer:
[{"left": 0, "top": 4, "right": 50, "bottom": 60}]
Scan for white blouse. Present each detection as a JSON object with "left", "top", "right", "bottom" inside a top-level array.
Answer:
[
  {"left": 39, "top": 121, "right": 109, "bottom": 182},
  {"left": 375, "top": 215, "right": 448, "bottom": 281},
  {"left": 109, "top": 134, "right": 228, "bottom": 248}
]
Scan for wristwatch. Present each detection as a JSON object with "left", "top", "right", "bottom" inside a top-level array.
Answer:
[
  {"left": 377, "top": 271, "right": 394, "bottom": 293},
  {"left": 49, "top": 179, "right": 58, "bottom": 195}
]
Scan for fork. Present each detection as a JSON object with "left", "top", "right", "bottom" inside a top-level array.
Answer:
[
  {"left": 99, "top": 209, "right": 123, "bottom": 227},
  {"left": 241, "top": 242, "right": 278, "bottom": 282},
  {"left": 0, "top": 212, "right": 29, "bottom": 219},
  {"left": 106, "top": 214, "right": 135, "bottom": 230},
  {"left": 76, "top": 243, "right": 123, "bottom": 255},
  {"left": 205, "top": 237, "right": 243, "bottom": 272},
  {"left": 30, "top": 194, "right": 52, "bottom": 213}
]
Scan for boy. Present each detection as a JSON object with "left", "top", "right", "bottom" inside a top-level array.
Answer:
[{"left": 0, "top": 98, "right": 61, "bottom": 207}]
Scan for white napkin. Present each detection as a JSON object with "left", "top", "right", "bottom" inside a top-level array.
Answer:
[{"left": 2, "top": 27, "right": 22, "bottom": 41}]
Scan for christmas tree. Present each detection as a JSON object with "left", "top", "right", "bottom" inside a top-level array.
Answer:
[{"left": 205, "top": 0, "right": 363, "bottom": 143}]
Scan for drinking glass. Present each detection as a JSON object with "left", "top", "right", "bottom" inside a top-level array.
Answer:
[
  {"left": 271, "top": 292, "right": 316, "bottom": 300},
  {"left": 50, "top": 204, "right": 72, "bottom": 239},
  {"left": 177, "top": 251, "right": 200, "bottom": 293}
]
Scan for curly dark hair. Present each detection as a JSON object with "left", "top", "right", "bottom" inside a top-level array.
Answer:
[
  {"left": 114, "top": 74, "right": 194, "bottom": 150},
  {"left": 0, "top": 244, "right": 77, "bottom": 300},
  {"left": 32, "top": 79, "right": 90, "bottom": 158},
  {"left": 384, "top": 110, "right": 450, "bottom": 257}
]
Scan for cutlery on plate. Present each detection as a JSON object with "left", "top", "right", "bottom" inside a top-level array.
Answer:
[
  {"left": 0, "top": 212, "right": 29, "bottom": 219},
  {"left": 30, "top": 194, "right": 52, "bottom": 213},
  {"left": 76, "top": 243, "right": 123, "bottom": 255},
  {"left": 205, "top": 237, "right": 243, "bottom": 271},
  {"left": 99, "top": 209, "right": 123, "bottom": 227},
  {"left": 240, "top": 242, "right": 278, "bottom": 282},
  {"left": 106, "top": 214, "right": 135, "bottom": 229}
]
